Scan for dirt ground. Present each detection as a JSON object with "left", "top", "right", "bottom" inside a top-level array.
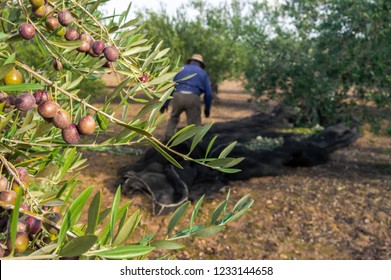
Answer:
[{"left": 78, "top": 81, "right": 391, "bottom": 260}]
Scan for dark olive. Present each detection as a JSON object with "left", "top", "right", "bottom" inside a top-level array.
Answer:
[
  {"left": 65, "top": 28, "right": 79, "bottom": 41},
  {"left": 15, "top": 93, "right": 36, "bottom": 111},
  {"left": 77, "top": 115, "right": 96, "bottom": 135},
  {"left": 0, "top": 190, "right": 17, "bottom": 205},
  {"left": 58, "top": 10, "right": 73, "bottom": 26},
  {"left": 25, "top": 216, "right": 42, "bottom": 235},
  {"left": 19, "top": 23, "right": 36, "bottom": 40},
  {"left": 77, "top": 40, "right": 91, "bottom": 53},
  {"left": 33, "top": 90, "right": 50, "bottom": 105},
  {"left": 92, "top": 40, "right": 105, "bottom": 55},
  {"left": 0, "top": 176, "right": 8, "bottom": 192},
  {"left": 38, "top": 100, "right": 60, "bottom": 119},
  {"left": 104, "top": 46, "right": 119, "bottom": 62},
  {"left": 11, "top": 219, "right": 30, "bottom": 234},
  {"left": 53, "top": 109, "right": 72, "bottom": 129},
  {"left": 140, "top": 73, "right": 149, "bottom": 83},
  {"left": 16, "top": 167, "right": 28, "bottom": 181},
  {"left": 45, "top": 17, "right": 59, "bottom": 30},
  {"left": 53, "top": 59, "right": 63, "bottom": 71},
  {"left": 79, "top": 32, "right": 93, "bottom": 45},
  {"left": 87, "top": 47, "right": 99, "bottom": 57},
  {"left": 4, "top": 96, "right": 16, "bottom": 108},
  {"left": 62, "top": 124, "right": 80, "bottom": 144}
]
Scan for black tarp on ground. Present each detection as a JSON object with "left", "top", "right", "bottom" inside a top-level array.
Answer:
[{"left": 117, "top": 109, "right": 361, "bottom": 215}]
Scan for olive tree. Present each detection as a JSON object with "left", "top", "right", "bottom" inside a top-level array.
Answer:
[
  {"left": 0, "top": 0, "right": 251, "bottom": 259},
  {"left": 245, "top": 0, "right": 391, "bottom": 127}
]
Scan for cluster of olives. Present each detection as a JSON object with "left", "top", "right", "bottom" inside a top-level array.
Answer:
[
  {"left": 0, "top": 166, "right": 62, "bottom": 256},
  {"left": 18, "top": 1, "right": 119, "bottom": 70},
  {"left": 1, "top": 82, "right": 96, "bottom": 144}
]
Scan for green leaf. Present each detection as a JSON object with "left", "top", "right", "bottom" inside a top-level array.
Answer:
[
  {"left": 150, "top": 240, "right": 185, "bottom": 250},
  {"left": 148, "top": 72, "right": 177, "bottom": 85},
  {"left": 109, "top": 187, "right": 122, "bottom": 243},
  {"left": 41, "top": 198, "right": 65, "bottom": 207},
  {"left": 123, "top": 46, "right": 152, "bottom": 57},
  {"left": 4, "top": 53, "right": 16, "bottom": 65},
  {"left": 189, "top": 123, "right": 213, "bottom": 154},
  {"left": 167, "top": 201, "right": 190, "bottom": 235},
  {"left": 89, "top": 245, "right": 154, "bottom": 259},
  {"left": 57, "top": 187, "right": 93, "bottom": 248},
  {"left": 113, "top": 210, "right": 141, "bottom": 246},
  {"left": 224, "top": 201, "right": 254, "bottom": 224},
  {"left": 9, "top": 189, "right": 23, "bottom": 256},
  {"left": 120, "top": 18, "right": 139, "bottom": 29},
  {"left": 190, "top": 195, "right": 204, "bottom": 228},
  {"left": 14, "top": 123, "right": 36, "bottom": 137},
  {"left": 147, "top": 139, "right": 183, "bottom": 169},
  {"left": 29, "top": 244, "right": 57, "bottom": 256},
  {"left": 233, "top": 194, "right": 251, "bottom": 212},
  {"left": 135, "top": 101, "right": 162, "bottom": 120},
  {"left": 204, "top": 136, "right": 217, "bottom": 158},
  {"left": 59, "top": 235, "right": 98, "bottom": 257},
  {"left": 167, "top": 125, "right": 195, "bottom": 146},
  {"left": 97, "top": 113, "right": 108, "bottom": 131},
  {"left": 0, "top": 32, "right": 8, "bottom": 40},
  {"left": 218, "top": 141, "right": 237, "bottom": 159},
  {"left": 141, "top": 51, "right": 158, "bottom": 71},
  {"left": 86, "top": 191, "right": 101, "bottom": 235},
  {"left": 154, "top": 48, "right": 171, "bottom": 60},
  {"left": 0, "top": 111, "right": 14, "bottom": 132},
  {"left": 206, "top": 158, "right": 235, "bottom": 167},
  {"left": 170, "top": 126, "right": 201, "bottom": 148},
  {"left": 109, "top": 25, "right": 119, "bottom": 33},
  {"left": 193, "top": 226, "right": 226, "bottom": 237},
  {"left": 48, "top": 40, "right": 82, "bottom": 50},
  {"left": 0, "top": 84, "right": 44, "bottom": 91},
  {"left": 211, "top": 200, "right": 228, "bottom": 225},
  {"left": 112, "top": 77, "right": 130, "bottom": 98},
  {"left": 0, "top": 63, "right": 15, "bottom": 80},
  {"left": 116, "top": 121, "right": 152, "bottom": 137},
  {"left": 67, "top": 76, "right": 84, "bottom": 90},
  {"left": 217, "top": 168, "right": 242, "bottom": 173}
]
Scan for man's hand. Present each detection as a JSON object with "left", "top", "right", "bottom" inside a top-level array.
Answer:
[
  {"left": 204, "top": 108, "right": 210, "bottom": 118},
  {"left": 160, "top": 106, "right": 167, "bottom": 114}
]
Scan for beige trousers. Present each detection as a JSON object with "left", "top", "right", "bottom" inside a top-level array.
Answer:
[{"left": 165, "top": 92, "right": 201, "bottom": 137}]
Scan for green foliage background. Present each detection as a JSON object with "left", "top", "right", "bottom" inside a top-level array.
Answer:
[{"left": 139, "top": 0, "right": 391, "bottom": 128}]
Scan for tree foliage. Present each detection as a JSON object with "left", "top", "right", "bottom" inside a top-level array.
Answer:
[
  {"left": 138, "top": 0, "right": 390, "bottom": 128},
  {"left": 245, "top": 0, "right": 391, "bottom": 127},
  {"left": 137, "top": 0, "right": 253, "bottom": 91}
]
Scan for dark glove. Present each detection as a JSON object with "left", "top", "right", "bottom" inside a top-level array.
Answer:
[
  {"left": 204, "top": 109, "right": 210, "bottom": 118},
  {"left": 160, "top": 106, "right": 167, "bottom": 114}
]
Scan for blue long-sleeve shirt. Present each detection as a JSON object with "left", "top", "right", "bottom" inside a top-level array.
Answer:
[{"left": 172, "top": 64, "right": 212, "bottom": 112}]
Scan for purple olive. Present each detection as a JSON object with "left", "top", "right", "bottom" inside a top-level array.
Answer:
[
  {"left": 65, "top": 28, "right": 79, "bottom": 41},
  {"left": 25, "top": 216, "right": 42, "bottom": 235},
  {"left": 92, "top": 40, "right": 105, "bottom": 55},
  {"left": 77, "top": 115, "right": 96, "bottom": 135},
  {"left": 33, "top": 90, "right": 50, "bottom": 105},
  {"left": 53, "top": 109, "right": 72, "bottom": 129},
  {"left": 62, "top": 124, "right": 80, "bottom": 144},
  {"left": 58, "top": 10, "right": 73, "bottom": 26},
  {"left": 19, "top": 23, "right": 36, "bottom": 40},
  {"left": 38, "top": 100, "right": 60, "bottom": 119},
  {"left": 15, "top": 93, "right": 36, "bottom": 111},
  {"left": 103, "top": 46, "right": 119, "bottom": 62}
]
